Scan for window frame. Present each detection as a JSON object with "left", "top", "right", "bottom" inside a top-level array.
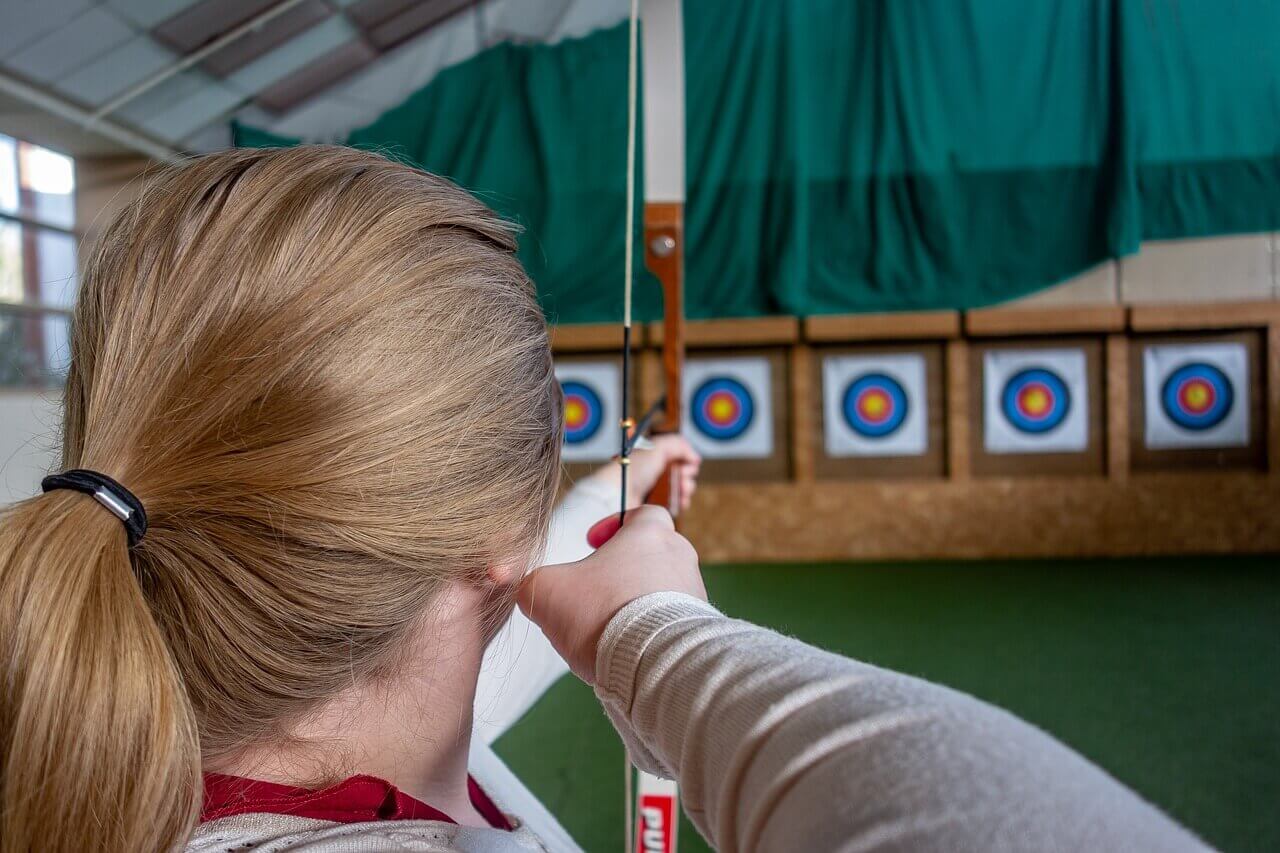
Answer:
[{"left": 0, "top": 136, "right": 77, "bottom": 389}]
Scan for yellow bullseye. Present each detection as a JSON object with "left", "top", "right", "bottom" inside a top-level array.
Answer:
[
  {"left": 1021, "top": 387, "right": 1049, "bottom": 415},
  {"left": 564, "top": 399, "right": 586, "bottom": 427},
  {"left": 861, "top": 393, "right": 887, "bottom": 417},
  {"left": 709, "top": 396, "right": 736, "bottom": 422},
  {"left": 1184, "top": 383, "right": 1209, "bottom": 410}
]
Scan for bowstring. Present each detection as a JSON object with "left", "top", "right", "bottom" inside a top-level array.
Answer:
[
  {"left": 619, "top": 0, "right": 641, "bottom": 526},
  {"left": 621, "top": 2, "right": 640, "bottom": 849}
]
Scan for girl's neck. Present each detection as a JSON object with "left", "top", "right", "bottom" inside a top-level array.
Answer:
[{"left": 207, "top": 582, "right": 496, "bottom": 827}]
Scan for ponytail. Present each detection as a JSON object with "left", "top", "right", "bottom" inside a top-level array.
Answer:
[{"left": 0, "top": 490, "right": 199, "bottom": 852}]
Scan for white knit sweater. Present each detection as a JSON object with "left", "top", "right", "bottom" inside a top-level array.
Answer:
[{"left": 188, "top": 481, "right": 1209, "bottom": 852}]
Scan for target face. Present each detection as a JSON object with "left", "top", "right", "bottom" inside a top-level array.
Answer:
[
  {"left": 691, "top": 377, "right": 755, "bottom": 441},
  {"left": 554, "top": 361, "right": 620, "bottom": 462},
  {"left": 823, "top": 353, "right": 927, "bottom": 457},
  {"left": 1001, "top": 368, "right": 1071, "bottom": 434},
  {"left": 1143, "top": 343, "right": 1249, "bottom": 449},
  {"left": 561, "top": 380, "right": 604, "bottom": 444},
  {"left": 842, "top": 373, "right": 908, "bottom": 438},
  {"left": 983, "top": 348, "right": 1088, "bottom": 454},
  {"left": 682, "top": 357, "right": 774, "bottom": 459},
  {"left": 1161, "top": 363, "right": 1233, "bottom": 431}
]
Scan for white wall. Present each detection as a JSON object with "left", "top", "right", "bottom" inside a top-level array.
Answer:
[
  {"left": 1012, "top": 233, "right": 1280, "bottom": 307},
  {"left": 0, "top": 392, "right": 62, "bottom": 504}
]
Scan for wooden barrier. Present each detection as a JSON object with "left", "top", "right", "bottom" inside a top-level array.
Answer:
[{"left": 554, "top": 302, "right": 1280, "bottom": 561}]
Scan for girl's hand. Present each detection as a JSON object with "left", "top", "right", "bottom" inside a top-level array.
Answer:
[
  {"left": 517, "top": 506, "right": 705, "bottom": 683},
  {"left": 585, "top": 433, "right": 702, "bottom": 513}
]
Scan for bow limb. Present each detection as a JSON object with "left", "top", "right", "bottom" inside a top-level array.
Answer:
[
  {"left": 640, "top": 0, "right": 687, "bottom": 525},
  {"left": 625, "top": 8, "right": 687, "bottom": 853}
]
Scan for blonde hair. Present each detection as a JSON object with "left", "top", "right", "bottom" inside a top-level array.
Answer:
[{"left": 0, "top": 146, "right": 562, "bottom": 852}]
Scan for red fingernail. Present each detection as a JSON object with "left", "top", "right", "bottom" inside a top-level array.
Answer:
[{"left": 587, "top": 515, "right": 623, "bottom": 549}]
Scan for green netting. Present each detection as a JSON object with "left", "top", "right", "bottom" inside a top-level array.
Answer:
[{"left": 237, "top": 1, "right": 1280, "bottom": 322}]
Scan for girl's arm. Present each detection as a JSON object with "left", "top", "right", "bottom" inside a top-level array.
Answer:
[
  {"left": 595, "top": 592, "right": 1208, "bottom": 853},
  {"left": 520, "top": 508, "right": 1208, "bottom": 853}
]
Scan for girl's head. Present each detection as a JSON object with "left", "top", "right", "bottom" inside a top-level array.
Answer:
[{"left": 0, "top": 146, "right": 561, "bottom": 852}]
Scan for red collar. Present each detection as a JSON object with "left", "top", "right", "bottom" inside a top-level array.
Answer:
[{"left": 202, "top": 772, "right": 512, "bottom": 831}]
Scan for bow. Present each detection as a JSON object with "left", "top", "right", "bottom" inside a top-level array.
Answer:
[
  {"left": 618, "top": 4, "right": 686, "bottom": 851},
  {"left": 618, "top": 0, "right": 687, "bottom": 522}
]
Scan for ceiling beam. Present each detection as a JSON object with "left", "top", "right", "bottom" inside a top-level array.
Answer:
[
  {"left": 87, "top": 0, "right": 312, "bottom": 127},
  {"left": 0, "top": 71, "right": 184, "bottom": 163}
]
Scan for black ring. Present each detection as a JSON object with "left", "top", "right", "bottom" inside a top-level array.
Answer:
[{"left": 41, "top": 469, "right": 148, "bottom": 547}]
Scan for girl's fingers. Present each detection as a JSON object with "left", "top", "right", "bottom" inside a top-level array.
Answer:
[
  {"left": 653, "top": 434, "right": 702, "bottom": 467},
  {"left": 587, "top": 514, "right": 623, "bottom": 549},
  {"left": 525, "top": 506, "right": 700, "bottom": 683},
  {"left": 680, "top": 467, "right": 699, "bottom": 511},
  {"left": 587, "top": 504, "right": 681, "bottom": 549}
]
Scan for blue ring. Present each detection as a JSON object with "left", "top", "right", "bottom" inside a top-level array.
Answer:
[
  {"left": 1161, "top": 362, "right": 1233, "bottom": 431},
  {"left": 561, "top": 380, "right": 603, "bottom": 444},
  {"left": 841, "top": 373, "right": 908, "bottom": 438},
  {"left": 1000, "top": 368, "right": 1070, "bottom": 434},
  {"left": 691, "top": 377, "right": 755, "bottom": 441}
]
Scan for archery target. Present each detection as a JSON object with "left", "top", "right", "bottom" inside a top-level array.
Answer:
[
  {"left": 1143, "top": 343, "right": 1248, "bottom": 449},
  {"left": 984, "top": 349, "right": 1088, "bottom": 454},
  {"left": 1002, "top": 368, "right": 1070, "bottom": 434},
  {"left": 683, "top": 357, "right": 773, "bottom": 459},
  {"left": 823, "top": 354, "right": 927, "bottom": 457},
  {"left": 562, "top": 381, "right": 603, "bottom": 443},
  {"left": 555, "top": 361, "right": 620, "bottom": 462},
  {"left": 691, "top": 377, "right": 754, "bottom": 440}
]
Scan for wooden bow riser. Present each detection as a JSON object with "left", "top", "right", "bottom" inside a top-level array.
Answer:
[{"left": 642, "top": 201, "right": 686, "bottom": 524}]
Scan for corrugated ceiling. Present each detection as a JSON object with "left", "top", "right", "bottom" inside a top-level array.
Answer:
[{"left": 0, "top": 0, "right": 626, "bottom": 157}]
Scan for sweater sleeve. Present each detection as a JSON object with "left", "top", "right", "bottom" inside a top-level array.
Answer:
[{"left": 594, "top": 593, "right": 1211, "bottom": 853}]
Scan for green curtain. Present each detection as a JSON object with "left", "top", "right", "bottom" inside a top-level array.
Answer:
[
  {"left": 686, "top": 0, "right": 1280, "bottom": 316},
  {"left": 236, "top": 25, "right": 656, "bottom": 325},
  {"left": 237, "top": 1, "right": 1280, "bottom": 322}
]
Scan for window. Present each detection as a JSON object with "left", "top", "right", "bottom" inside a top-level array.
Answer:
[{"left": 0, "top": 135, "right": 76, "bottom": 388}]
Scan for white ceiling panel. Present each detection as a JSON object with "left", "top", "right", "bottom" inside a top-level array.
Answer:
[
  {"left": 55, "top": 34, "right": 178, "bottom": 107},
  {"left": 5, "top": 6, "right": 136, "bottom": 85},
  {"left": 244, "top": 94, "right": 369, "bottom": 141},
  {"left": 0, "top": 0, "right": 94, "bottom": 59},
  {"left": 231, "top": 103, "right": 276, "bottom": 128},
  {"left": 106, "top": 0, "right": 204, "bottom": 30},
  {"left": 226, "top": 15, "right": 356, "bottom": 93},
  {"left": 129, "top": 77, "right": 243, "bottom": 141},
  {"left": 116, "top": 68, "right": 222, "bottom": 123},
  {"left": 477, "top": 0, "right": 626, "bottom": 46},
  {"left": 180, "top": 118, "right": 232, "bottom": 150},
  {"left": 323, "top": 12, "right": 477, "bottom": 112},
  {"left": 258, "top": 15, "right": 477, "bottom": 140}
]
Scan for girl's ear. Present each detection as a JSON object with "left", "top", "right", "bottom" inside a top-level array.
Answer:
[{"left": 484, "top": 561, "right": 524, "bottom": 588}]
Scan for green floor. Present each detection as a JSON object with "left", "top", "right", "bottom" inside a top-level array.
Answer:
[{"left": 494, "top": 556, "right": 1280, "bottom": 852}]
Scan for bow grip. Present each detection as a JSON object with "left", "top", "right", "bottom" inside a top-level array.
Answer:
[{"left": 644, "top": 459, "right": 682, "bottom": 521}]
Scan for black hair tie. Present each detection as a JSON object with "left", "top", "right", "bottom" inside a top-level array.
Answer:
[{"left": 41, "top": 469, "right": 148, "bottom": 547}]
